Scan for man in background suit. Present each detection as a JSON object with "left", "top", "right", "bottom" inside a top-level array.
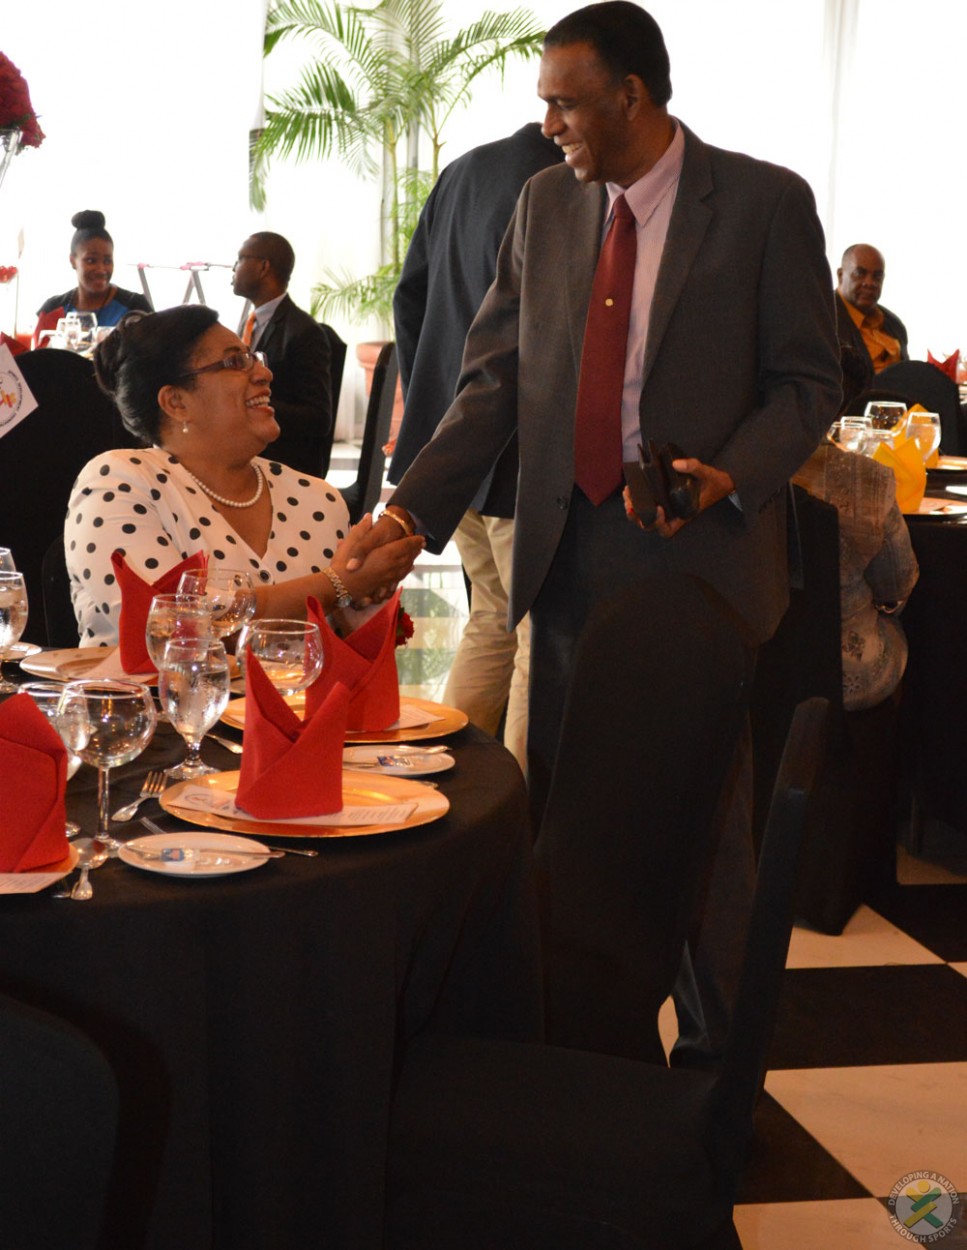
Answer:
[
  {"left": 835, "top": 242, "right": 908, "bottom": 377},
  {"left": 390, "top": 123, "right": 563, "bottom": 771},
  {"left": 232, "top": 232, "right": 334, "bottom": 476},
  {"left": 358, "top": 1, "right": 841, "bottom": 1065}
]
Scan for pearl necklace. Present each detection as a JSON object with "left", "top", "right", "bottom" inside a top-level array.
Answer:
[{"left": 183, "top": 463, "right": 265, "bottom": 509}]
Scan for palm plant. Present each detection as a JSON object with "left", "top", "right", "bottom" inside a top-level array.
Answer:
[{"left": 252, "top": 0, "right": 545, "bottom": 327}]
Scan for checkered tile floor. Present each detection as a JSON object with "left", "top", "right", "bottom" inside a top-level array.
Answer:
[{"left": 335, "top": 446, "right": 967, "bottom": 1248}]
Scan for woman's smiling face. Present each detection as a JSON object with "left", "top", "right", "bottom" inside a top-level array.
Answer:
[{"left": 172, "top": 323, "right": 278, "bottom": 456}]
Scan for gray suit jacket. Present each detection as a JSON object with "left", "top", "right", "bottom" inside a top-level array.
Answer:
[{"left": 392, "top": 124, "right": 842, "bottom": 643}]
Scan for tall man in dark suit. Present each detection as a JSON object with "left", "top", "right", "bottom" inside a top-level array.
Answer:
[
  {"left": 232, "top": 232, "right": 334, "bottom": 476},
  {"left": 356, "top": 1, "right": 841, "bottom": 1064},
  {"left": 390, "top": 123, "right": 563, "bottom": 771}
]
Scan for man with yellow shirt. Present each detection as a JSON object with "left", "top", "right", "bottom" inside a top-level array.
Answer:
[{"left": 835, "top": 242, "right": 908, "bottom": 375}]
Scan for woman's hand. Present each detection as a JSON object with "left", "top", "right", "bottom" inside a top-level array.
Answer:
[{"left": 330, "top": 513, "right": 423, "bottom": 606}]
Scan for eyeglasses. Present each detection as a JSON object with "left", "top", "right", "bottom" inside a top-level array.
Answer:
[
  {"left": 233, "top": 253, "right": 266, "bottom": 269},
  {"left": 177, "top": 350, "right": 266, "bottom": 381}
]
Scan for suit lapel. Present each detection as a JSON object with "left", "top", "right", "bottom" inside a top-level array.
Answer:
[
  {"left": 256, "top": 295, "right": 289, "bottom": 355},
  {"left": 564, "top": 185, "right": 607, "bottom": 374},
  {"left": 641, "top": 127, "right": 713, "bottom": 389}
]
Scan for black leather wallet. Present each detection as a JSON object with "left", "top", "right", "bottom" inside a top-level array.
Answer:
[{"left": 622, "top": 440, "right": 701, "bottom": 526}]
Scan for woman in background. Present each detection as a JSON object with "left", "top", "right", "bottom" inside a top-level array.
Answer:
[{"left": 33, "top": 210, "right": 152, "bottom": 347}]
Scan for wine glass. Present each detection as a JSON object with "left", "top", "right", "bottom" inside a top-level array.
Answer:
[
  {"left": 906, "top": 412, "right": 942, "bottom": 463},
  {"left": 864, "top": 400, "right": 907, "bottom": 433},
  {"left": 0, "top": 570, "right": 28, "bottom": 694},
  {"left": 178, "top": 568, "right": 257, "bottom": 641},
  {"left": 62, "top": 312, "right": 85, "bottom": 352},
  {"left": 144, "top": 593, "right": 213, "bottom": 670},
  {"left": 57, "top": 680, "right": 157, "bottom": 853},
  {"left": 0, "top": 547, "right": 16, "bottom": 572},
  {"left": 237, "top": 618, "right": 324, "bottom": 698},
  {"left": 158, "top": 638, "right": 231, "bottom": 779},
  {"left": 829, "top": 415, "right": 871, "bottom": 454},
  {"left": 22, "top": 681, "right": 85, "bottom": 836}
]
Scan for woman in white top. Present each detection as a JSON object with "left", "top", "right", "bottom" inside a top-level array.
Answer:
[{"left": 67, "top": 306, "right": 422, "bottom": 645}]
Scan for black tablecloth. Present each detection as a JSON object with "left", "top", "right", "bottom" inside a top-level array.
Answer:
[{"left": 0, "top": 717, "right": 541, "bottom": 1249}]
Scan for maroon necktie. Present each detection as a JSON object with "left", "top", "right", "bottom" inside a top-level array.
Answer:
[{"left": 573, "top": 193, "right": 637, "bottom": 505}]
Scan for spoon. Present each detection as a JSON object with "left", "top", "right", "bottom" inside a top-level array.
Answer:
[{"left": 52, "top": 839, "right": 109, "bottom": 900}]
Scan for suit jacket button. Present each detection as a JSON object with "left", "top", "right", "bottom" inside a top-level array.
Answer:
[{"left": 556, "top": 496, "right": 569, "bottom": 510}]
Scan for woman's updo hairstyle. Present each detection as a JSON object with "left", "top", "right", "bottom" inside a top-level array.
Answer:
[
  {"left": 93, "top": 305, "right": 220, "bottom": 444},
  {"left": 70, "top": 209, "right": 112, "bottom": 255}
]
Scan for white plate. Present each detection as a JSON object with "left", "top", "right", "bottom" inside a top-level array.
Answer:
[
  {"left": 342, "top": 746, "right": 455, "bottom": 776},
  {"left": 19, "top": 646, "right": 153, "bottom": 683},
  {"left": 4, "top": 641, "right": 41, "bottom": 661},
  {"left": 118, "top": 831, "right": 271, "bottom": 878}
]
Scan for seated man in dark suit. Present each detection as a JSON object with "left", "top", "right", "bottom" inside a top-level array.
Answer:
[
  {"left": 835, "top": 243, "right": 908, "bottom": 377},
  {"left": 232, "top": 232, "right": 334, "bottom": 475}
]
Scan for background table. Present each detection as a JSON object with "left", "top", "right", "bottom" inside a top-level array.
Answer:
[{"left": 0, "top": 718, "right": 540, "bottom": 1249}]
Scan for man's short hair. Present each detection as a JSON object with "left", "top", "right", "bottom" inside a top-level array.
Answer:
[
  {"left": 544, "top": 1, "right": 672, "bottom": 107},
  {"left": 249, "top": 231, "right": 296, "bottom": 287}
]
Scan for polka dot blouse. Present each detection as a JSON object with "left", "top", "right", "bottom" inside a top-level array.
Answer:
[{"left": 66, "top": 448, "right": 349, "bottom": 646}]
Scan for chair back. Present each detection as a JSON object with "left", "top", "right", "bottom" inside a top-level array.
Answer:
[
  {"left": 535, "top": 574, "right": 755, "bottom": 1062},
  {"left": 42, "top": 533, "right": 79, "bottom": 647},
  {"left": 708, "top": 697, "right": 829, "bottom": 1179},
  {"left": 0, "top": 349, "right": 136, "bottom": 638},
  {"left": 0, "top": 992, "right": 118, "bottom": 1249},
  {"left": 341, "top": 341, "right": 399, "bottom": 524},
  {"left": 318, "top": 323, "right": 347, "bottom": 477},
  {"left": 876, "top": 360, "right": 965, "bottom": 454}
]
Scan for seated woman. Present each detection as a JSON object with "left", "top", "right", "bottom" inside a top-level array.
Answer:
[
  {"left": 66, "top": 305, "right": 422, "bottom": 645},
  {"left": 793, "top": 442, "right": 918, "bottom": 710},
  {"left": 33, "top": 210, "right": 152, "bottom": 348}
]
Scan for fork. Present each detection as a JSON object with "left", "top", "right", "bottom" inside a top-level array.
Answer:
[{"left": 111, "top": 770, "right": 167, "bottom": 823}]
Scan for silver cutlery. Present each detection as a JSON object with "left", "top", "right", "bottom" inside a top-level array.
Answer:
[
  {"left": 139, "top": 816, "right": 319, "bottom": 856},
  {"left": 52, "top": 839, "right": 109, "bottom": 900},
  {"left": 206, "top": 733, "right": 244, "bottom": 755},
  {"left": 112, "top": 770, "right": 167, "bottom": 822}
]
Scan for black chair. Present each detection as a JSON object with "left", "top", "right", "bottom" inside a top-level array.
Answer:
[
  {"left": 386, "top": 697, "right": 829, "bottom": 1250},
  {"left": 0, "top": 992, "right": 118, "bottom": 1250},
  {"left": 0, "top": 349, "right": 136, "bottom": 640},
  {"left": 534, "top": 575, "right": 754, "bottom": 1064},
  {"left": 41, "top": 533, "right": 78, "bottom": 647},
  {"left": 876, "top": 360, "right": 965, "bottom": 455},
  {"left": 340, "top": 341, "right": 398, "bottom": 524}
]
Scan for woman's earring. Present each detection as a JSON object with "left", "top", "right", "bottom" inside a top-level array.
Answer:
[{"left": 181, "top": 422, "right": 189, "bottom": 435}]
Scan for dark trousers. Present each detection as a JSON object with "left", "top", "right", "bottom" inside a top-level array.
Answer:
[{"left": 527, "top": 488, "right": 755, "bottom": 1065}]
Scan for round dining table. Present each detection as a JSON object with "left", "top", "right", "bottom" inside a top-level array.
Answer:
[{"left": 0, "top": 710, "right": 541, "bottom": 1250}]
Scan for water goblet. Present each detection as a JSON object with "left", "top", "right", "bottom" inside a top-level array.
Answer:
[
  {"left": 21, "top": 681, "right": 85, "bottom": 836},
  {"left": 0, "top": 547, "right": 16, "bottom": 572},
  {"left": 158, "top": 638, "right": 231, "bottom": 779},
  {"left": 237, "top": 618, "right": 324, "bottom": 698},
  {"left": 864, "top": 400, "right": 907, "bottom": 433},
  {"left": 830, "top": 415, "right": 871, "bottom": 454},
  {"left": 0, "top": 570, "right": 28, "bottom": 694},
  {"left": 145, "top": 593, "right": 213, "bottom": 671},
  {"left": 57, "top": 680, "right": 157, "bottom": 853},
  {"left": 178, "top": 568, "right": 257, "bottom": 641},
  {"left": 906, "top": 411, "right": 942, "bottom": 463}
]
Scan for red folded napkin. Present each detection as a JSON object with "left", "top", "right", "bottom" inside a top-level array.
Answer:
[
  {"left": 927, "top": 349, "right": 960, "bottom": 381},
  {"left": 304, "top": 591, "right": 402, "bottom": 730},
  {"left": 236, "top": 649, "right": 349, "bottom": 819},
  {"left": 0, "top": 695, "right": 70, "bottom": 872},
  {"left": 111, "top": 549, "right": 208, "bottom": 673}
]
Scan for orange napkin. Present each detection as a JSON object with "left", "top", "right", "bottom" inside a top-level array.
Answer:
[
  {"left": 304, "top": 591, "right": 402, "bottom": 731},
  {"left": 236, "top": 649, "right": 349, "bottom": 818},
  {"left": 0, "top": 695, "right": 69, "bottom": 871},
  {"left": 872, "top": 435, "right": 927, "bottom": 513},
  {"left": 111, "top": 549, "right": 208, "bottom": 673},
  {"left": 927, "top": 349, "right": 959, "bottom": 381}
]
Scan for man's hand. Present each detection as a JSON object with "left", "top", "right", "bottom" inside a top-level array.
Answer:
[
  {"left": 343, "top": 509, "right": 419, "bottom": 574},
  {"left": 623, "top": 458, "right": 736, "bottom": 538}
]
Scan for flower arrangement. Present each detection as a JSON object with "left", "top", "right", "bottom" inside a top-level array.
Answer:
[
  {"left": 0, "top": 266, "right": 17, "bottom": 284},
  {"left": 0, "top": 53, "right": 44, "bottom": 148}
]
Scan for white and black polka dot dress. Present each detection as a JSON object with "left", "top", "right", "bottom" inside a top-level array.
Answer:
[{"left": 66, "top": 448, "right": 349, "bottom": 646}]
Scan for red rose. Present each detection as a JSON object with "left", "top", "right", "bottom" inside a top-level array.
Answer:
[
  {"left": 395, "top": 607, "right": 415, "bottom": 648},
  {"left": 0, "top": 53, "right": 45, "bottom": 149}
]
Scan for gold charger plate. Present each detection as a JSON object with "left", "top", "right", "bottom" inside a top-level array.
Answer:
[
  {"left": 0, "top": 843, "right": 79, "bottom": 894},
  {"left": 220, "top": 695, "right": 469, "bottom": 743},
  {"left": 159, "top": 769, "right": 449, "bottom": 839}
]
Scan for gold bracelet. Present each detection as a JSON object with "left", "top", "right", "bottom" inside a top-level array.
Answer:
[
  {"left": 382, "top": 506, "right": 415, "bottom": 537},
  {"left": 321, "top": 565, "right": 353, "bottom": 609}
]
